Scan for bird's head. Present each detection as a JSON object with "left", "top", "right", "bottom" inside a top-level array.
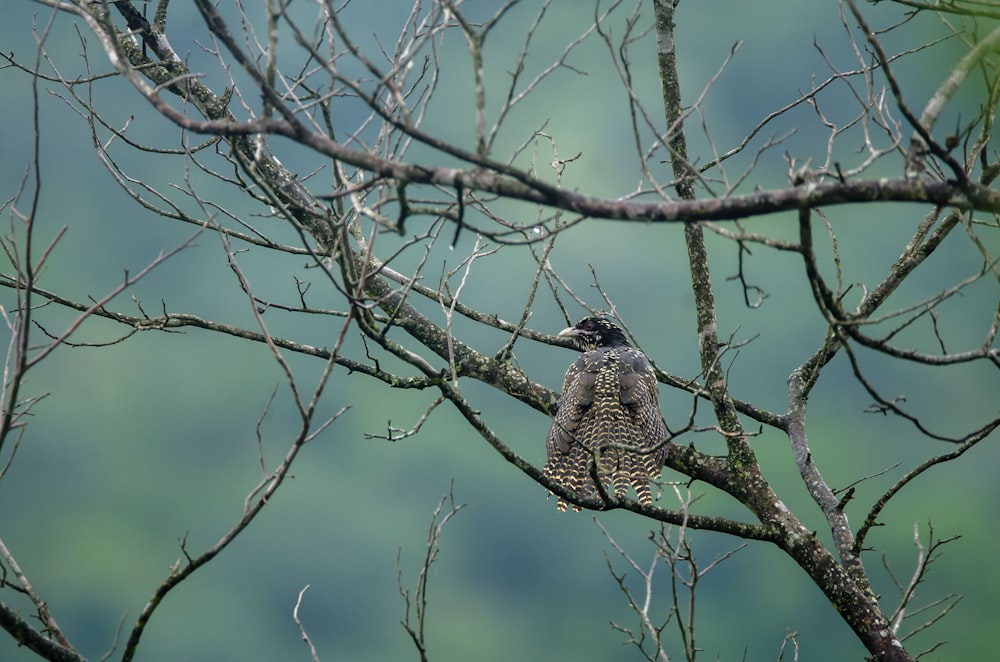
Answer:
[{"left": 558, "top": 317, "right": 630, "bottom": 350}]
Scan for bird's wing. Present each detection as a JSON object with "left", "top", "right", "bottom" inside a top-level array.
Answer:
[
  {"left": 546, "top": 352, "right": 599, "bottom": 454},
  {"left": 619, "top": 348, "right": 669, "bottom": 460}
]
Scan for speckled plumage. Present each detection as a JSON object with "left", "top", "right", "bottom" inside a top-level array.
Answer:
[{"left": 543, "top": 317, "right": 667, "bottom": 511}]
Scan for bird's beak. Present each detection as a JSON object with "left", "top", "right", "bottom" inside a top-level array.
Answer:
[{"left": 558, "top": 326, "right": 579, "bottom": 338}]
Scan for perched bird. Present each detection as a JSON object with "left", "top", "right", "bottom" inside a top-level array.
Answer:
[{"left": 543, "top": 317, "right": 667, "bottom": 511}]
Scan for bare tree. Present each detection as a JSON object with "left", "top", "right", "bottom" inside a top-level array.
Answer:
[{"left": 1, "top": 1, "right": 997, "bottom": 660}]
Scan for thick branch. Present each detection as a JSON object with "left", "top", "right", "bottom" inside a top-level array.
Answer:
[
  {"left": 653, "top": 3, "right": 912, "bottom": 661},
  {"left": 653, "top": 0, "right": 749, "bottom": 461},
  {"left": 0, "top": 602, "right": 85, "bottom": 662},
  {"left": 71, "top": 1, "right": 1000, "bottom": 246}
]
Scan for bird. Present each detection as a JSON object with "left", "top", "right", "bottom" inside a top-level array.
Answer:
[{"left": 543, "top": 317, "right": 668, "bottom": 511}]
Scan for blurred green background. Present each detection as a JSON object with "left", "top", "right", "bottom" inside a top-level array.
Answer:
[{"left": 1, "top": 2, "right": 997, "bottom": 660}]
